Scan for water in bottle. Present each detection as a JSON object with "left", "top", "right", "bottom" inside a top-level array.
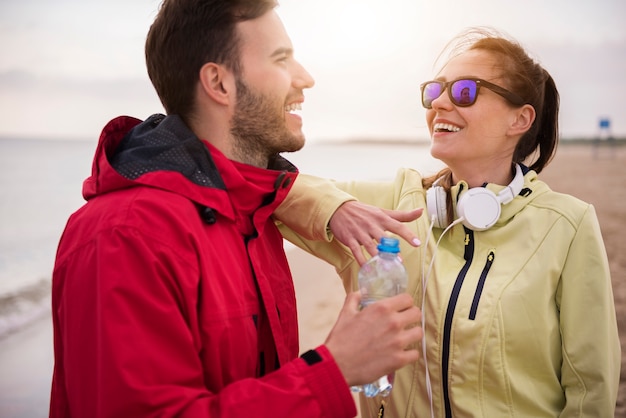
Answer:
[{"left": 351, "top": 236, "right": 408, "bottom": 398}]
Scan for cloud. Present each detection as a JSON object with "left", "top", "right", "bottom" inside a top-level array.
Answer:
[
  {"left": 2, "top": 34, "right": 625, "bottom": 143},
  {"left": 0, "top": 70, "right": 162, "bottom": 140},
  {"left": 534, "top": 40, "right": 626, "bottom": 137}
]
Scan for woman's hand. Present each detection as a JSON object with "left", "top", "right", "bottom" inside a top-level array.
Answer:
[{"left": 328, "top": 201, "right": 423, "bottom": 265}]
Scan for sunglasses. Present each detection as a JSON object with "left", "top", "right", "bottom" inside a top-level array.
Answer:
[{"left": 420, "top": 77, "right": 525, "bottom": 109}]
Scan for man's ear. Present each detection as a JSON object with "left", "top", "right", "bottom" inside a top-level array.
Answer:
[
  {"left": 508, "top": 104, "right": 536, "bottom": 136},
  {"left": 198, "top": 62, "right": 234, "bottom": 106}
]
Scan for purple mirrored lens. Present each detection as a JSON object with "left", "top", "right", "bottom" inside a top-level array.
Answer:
[
  {"left": 451, "top": 79, "right": 477, "bottom": 105},
  {"left": 423, "top": 82, "right": 443, "bottom": 108}
]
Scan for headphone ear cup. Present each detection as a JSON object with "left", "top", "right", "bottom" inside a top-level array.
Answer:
[
  {"left": 428, "top": 164, "right": 523, "bottom": 231},
  {"left": 456, "top": 188, "right": 501, "bottom": 231},
  {"left": 427, "top": 186, "right": 448, "bottom": 228}
]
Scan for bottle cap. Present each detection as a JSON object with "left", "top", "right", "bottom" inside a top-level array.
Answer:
[{"left": 377, "top": 237, "right": 400, "bottom": 253}]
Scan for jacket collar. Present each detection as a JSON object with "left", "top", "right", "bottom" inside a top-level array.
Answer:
[
  {"left": 449, "top": 165, "right": 544, "bottom": 229},
  {"left": 84, "top": 114, "right": 298, "bottom": 222}
]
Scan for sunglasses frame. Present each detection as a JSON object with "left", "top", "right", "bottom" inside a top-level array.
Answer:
[{"left": 420, "top": 77, "right": 526, "bottom": 109}]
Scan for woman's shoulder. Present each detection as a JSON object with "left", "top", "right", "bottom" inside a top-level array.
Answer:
[
  {"left": 393, "top": 167, "right": 426, "bottom": 189},
  {"left": 527, "top": 176, "right": 592, "bottom": 224}
]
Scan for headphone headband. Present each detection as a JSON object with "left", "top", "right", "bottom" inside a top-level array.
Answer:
[{"left": 497, "top": 164, "right": 524, "bottom": 205}]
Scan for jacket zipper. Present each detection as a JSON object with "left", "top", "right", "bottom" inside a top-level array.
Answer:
[
  {"left": 469, "top": 250, "right": 495, "bottom": 320},
  {"left": 442, "top": 227, "right": 474, "bottom": 418}
]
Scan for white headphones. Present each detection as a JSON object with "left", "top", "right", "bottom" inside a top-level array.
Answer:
[{"left": 426, "top": 164, "right": 524, "bottom": 231}]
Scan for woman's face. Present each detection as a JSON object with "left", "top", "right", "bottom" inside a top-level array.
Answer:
[{"left": 426, "top": 49, "right": 520, "bottom": 171}]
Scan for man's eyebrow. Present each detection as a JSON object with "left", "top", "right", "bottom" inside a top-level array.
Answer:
[{"left": 270, "top": 47, "right": 293, "bottom": 58}]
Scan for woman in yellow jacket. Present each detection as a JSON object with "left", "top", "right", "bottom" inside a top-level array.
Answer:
[{"left": 275, "top": 28, "right": 620, "bottom": 417}]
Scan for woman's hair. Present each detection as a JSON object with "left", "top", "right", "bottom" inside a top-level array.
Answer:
[
  {"left": 145, "top": 0, "right": 278, "bottom": 120},
  {"left": 423, "top": 27, "right": 560, "bottom": 225}
]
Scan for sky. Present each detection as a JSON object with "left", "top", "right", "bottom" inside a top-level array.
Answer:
[{"left": 0, "top": 0, "right": 625, "bottom": 142}]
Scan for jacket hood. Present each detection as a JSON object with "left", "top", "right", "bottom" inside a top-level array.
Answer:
[{"left": 83, "top": 114, "right": 298, "bottom": 219}]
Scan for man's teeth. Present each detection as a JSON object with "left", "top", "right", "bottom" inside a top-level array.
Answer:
[
  {"left": 285, "top": 103, "right": 302, "bottom": 113},
  {"left": 434, "top": 123, "right": 461, "bottom": 132}
]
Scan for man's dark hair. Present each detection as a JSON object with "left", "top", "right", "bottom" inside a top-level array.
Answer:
[{"left": 145, "top": 0, "right": 278, "bottom": 120}]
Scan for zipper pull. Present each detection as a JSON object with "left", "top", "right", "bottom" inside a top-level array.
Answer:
[{"left": 378, "top": 399, "right": 386, "bottom": 417}]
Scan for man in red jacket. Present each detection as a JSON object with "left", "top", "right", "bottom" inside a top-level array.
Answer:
[{"left": 49, "top": 1, "right": 423, "bottom": 417}]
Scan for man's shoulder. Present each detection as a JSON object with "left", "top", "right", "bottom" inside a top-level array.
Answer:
[
  {"left": 57, "top": 186, "right": 208, "bottom": 263},
  {"left": 71, "top": 186, "right": 203, "bottom": 237}
]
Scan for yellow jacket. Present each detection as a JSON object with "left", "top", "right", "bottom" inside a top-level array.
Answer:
[{"left": 275, "top": 167, "right": 620, "bottom": 417}]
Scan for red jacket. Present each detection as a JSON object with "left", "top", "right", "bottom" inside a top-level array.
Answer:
[{"left": 50, "top": 114, "right": 356, "bottom": 418}]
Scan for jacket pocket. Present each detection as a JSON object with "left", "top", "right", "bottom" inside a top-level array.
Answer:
[{"left": 469, "top": 250, "right": 495, "bottom": 320}]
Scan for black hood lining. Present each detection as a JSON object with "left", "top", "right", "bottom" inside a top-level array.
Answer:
[{"left": 110, "top": 114, "right": 226, "bottom": 190}]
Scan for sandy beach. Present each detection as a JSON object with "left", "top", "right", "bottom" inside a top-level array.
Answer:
[{"left": 291, "top": 142, "right": 626, "bottom": 417}]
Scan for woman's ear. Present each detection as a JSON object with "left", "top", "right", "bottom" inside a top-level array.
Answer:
[
  {"left": 198, "top": 62, "right": 234, "bottom": 106},
  {"left": 508, "top": 104, "right": 536, "bottom": 136}
]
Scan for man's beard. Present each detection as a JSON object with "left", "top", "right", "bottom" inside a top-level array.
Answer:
[{"left": 230, "top": 79, "right": 305, "bottom": 167}]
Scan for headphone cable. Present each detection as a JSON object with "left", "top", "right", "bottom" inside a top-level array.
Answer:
[{"left": 421, "top": 215, "right": 464, "bottom": 418}]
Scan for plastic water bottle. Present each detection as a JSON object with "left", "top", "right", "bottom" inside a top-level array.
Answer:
[{"left": 351, "top": 236, "right": 408, "bottom": 398}]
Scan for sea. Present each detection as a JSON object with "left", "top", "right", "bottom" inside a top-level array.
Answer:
[{"left": 0, "top": 136, "right": 443, "bottom": 338}]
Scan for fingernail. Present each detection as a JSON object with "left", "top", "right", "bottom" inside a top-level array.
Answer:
[{"left": 412, "top": 238, "right": 421, "bottom": 246}]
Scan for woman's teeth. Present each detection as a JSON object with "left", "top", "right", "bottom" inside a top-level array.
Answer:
[{"left": 434, "top": 123, "right": 461, "bottom": 132}]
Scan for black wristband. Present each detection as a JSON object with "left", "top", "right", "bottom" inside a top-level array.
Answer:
[{"left": 300, "top": 349, "right": 322, "bottom": 366}]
